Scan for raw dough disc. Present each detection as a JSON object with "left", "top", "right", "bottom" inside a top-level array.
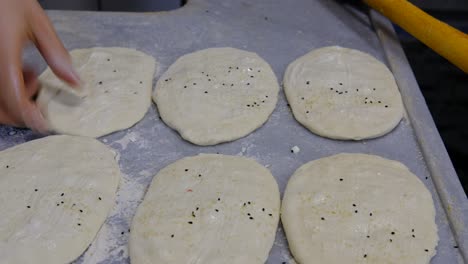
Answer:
[
  {"left": 283, "top": 46, "right": 404, "bottom": 140},
  {"left": 154, "top": 47, "right": 279, "bottom": 146},
  {"left": 281, "top": 153, "right": 438, "bottom": 264},
  {"left": 130, "top": 154, "right": 280, "bottom": 263},
  {"left": 0, "top": 135, "right": 121, "bottom": 264},
  {"left": 38, "top": 47, "right": 156, "bottom": 138}
]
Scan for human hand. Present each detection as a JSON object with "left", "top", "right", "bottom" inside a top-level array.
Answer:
[{"left": 0, "top": 0, "right": 80, "bottom": 133}]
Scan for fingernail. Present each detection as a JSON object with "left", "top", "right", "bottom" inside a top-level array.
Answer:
[{"left": 69, "top": 68, "right": 82, "bottom": 87}]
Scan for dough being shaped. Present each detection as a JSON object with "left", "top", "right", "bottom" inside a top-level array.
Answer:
[
  {"left": 284, "top": 46, "right": 403, "bottom": 140},
  {"left": 0, "top": 135, "right": 120, "bottom": 264},
  {"left": 154, "top": 47, "right": 279, "bottom": 146},
  {"left": 130, "top": 154, "right": 280, "bottom": 263},
  {"left": 38, "top": 47, "right": 156, "bottom": 138},
  {"left": 281, "top": 153, "right": 438, "bottom": 264}
]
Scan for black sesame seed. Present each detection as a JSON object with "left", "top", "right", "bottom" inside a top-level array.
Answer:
[
  {"left": 243, "top": 203, "right": 246, "bottom": 206},
  {"left": 185, "top": 169, "right": 189, "bottom": 172},
  {"left": 247, "top": 213, "right": 251, "bottom": 216},
  {"left": 378, "top": 101, "right": 381, "bottom": 103},
  {"left": 188, "top": 221, "right": 193, "bottom": 224},
  {"left": 196, "top": 207, "right": 199, "bottom": 211},
  {"left": 367, "top": 235, "right": 370, "bottom": 238},
  {"left": 365, "top": 102, "right": 367, "bottom": 104},
  {"left": 247, "top": 105, "right": 251, "bottom": 107},
  {"left": 370, "top": 101, "right": 373, "bottom": 104},
  {"left": 121, "top": 231, "right": 125, "bottom": 235},
  {"left": 250, "top": 75, "right": 254, "bottom": 78},
  {"left": 61, "top": 201, "right": 64, "bottom": 204},
  {"left": 6, "top": 165, "right": 9, "bottom": 168},
  {"left": 345, "top": 91, "right": 348, "bottom": 93},
  {"left": 339, "top": 83, "right": 343, "bottom": 85},
  {"left": 306, "top": 111, "right": 310, "bottom": 114},
  {"left": 425, "top": 177, "right": 428, "bottom": 180},
  {"left": 231, "top": 84, "right": 234, "bottom": 86},
  {"left": 369, "top": 213, "right": 373, "bottom": 216},
  {"left": 98, "top": 81, "right": 103, "bottom": 85},
  {"left": 301, "top": 97, "right": 305, "bottom": 100},
  {"left": 262, "top": 208, "right": 265, "bottom": 211},
  {"left": 77, "top": 223, "right": 81, "bottom": 226},
  {"left": 355, "top": 210, "right": 358, "bottom": 213},
  {"left": 34, "top": 189, "right": 38, "bottom": 192},
  {"left": 389, "top": 239, "right": 393, "bottom": 242},
  {"left": 249, "top": 217, "right": 254, "bottom": 220},
  {"left": 218, "top": 198, "right": 221, "bottom": 201},
  {"left": 265, "top": 95, "right": 269, "bottom": 98},
  {"left": 140, "top": 81, "right": 143, "bottom": 84},
  {"left": 247, "top": 83, "right": 250, "bottom": 86},
  {"left": 258, "top": 70, "right": 261, "bottom": 72},
  {"left": 134, "top": 92, "right": 138, "bottom": 95},
  {"left": 391, "top": 232, "right": 395, "bottom": 235},
  {"left": 364, "top": 254, "right": 367, "bottom": 258},
  {"left": 98, "top": 197, "right": 102, "bottom": 200},
  {"left": 107, "top": 59, "right": 110, "bottom": 61},
  {"left": 425, "top": 249, "right": 429, "bottom": 252},
  {"left": 113, "top": 70, "right": 116, "bottom": 72},
  {"left": 215, "top": 209, "right": 219, "bottom": 212},
  {"left": 80, "top": 209, "right": 83, "bottom": 213},
  {"left": 454, "top": 245, "right": 459, "bottom": 249},
  {"left": 352, "top": 204, "right": 356, "bottom": 207},
  {"left": 262, "top": 100, "right": 265, "bottom": 103},
  {"left": 61, "top": 193, "right": 64, "bottom": 196},
  {"left": 330, "top": 88, "right": 334, "bottom": 90},
  {"left": 356, "top": 89, "right": 359, "bottom": 92},
  {"left": 171, "top": 234, "right": 174, "bottom": 238},
  {"left": 198, "top": 174, "right": 202, "bottom": 177},
  {"left": 339, "top": 178, "right": 343, "bottom": 181},
  {"left": 412, "top": 229, "right": 415, "bottom": 232},
  {"left": 290, "top": 150, "right": 294, "bottom": 153},
  {"left": 192, "top": 211, "right": 196, "bottom": 217},
  {"left": 184, "top": 85, "right": 187, "bottom": 88},
  {"left": 204, "top": 91, "right": 208, "bottom": 94},
  {"left": 306, "top": 81, "right": 310, "bottom": 85},
  {"left": 385, "top": 105, "right": 388, "bottom": 108},
  {"left": 268, "top": 214, "right": 272, "bottom": 216},
  {"left": 412, "top": 235, "right": 416, "bottom": 238},
  {"left": 236, "top": 67, "right": 239, "bottom": 70},
  {"left": 57, "top": 203, "right": 60, "bottom": 206},
  {"left": 247, "top": 201, "right": 251, "bottom": 204},
  {"left": 193, "top": 83, "right": 197, "bottom": 85},
  {"left": 165, "top": 79, "right": 168, "bottom": 82},
  {"left": 208, "top": 79, "right": 211, "bottom": 82},
  {"left": 27, "top": 206, "right": 31, "bottom": 208},
  {"left": 321, "top": 217, "right": 325, "bottom": 220},
  {"left": 373, "top": 88, "right": 376, "bottom": 91}
]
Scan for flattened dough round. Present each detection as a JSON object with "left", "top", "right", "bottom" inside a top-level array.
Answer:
[
  {"left": 154, "top": 47, "right": 279, "bottom": 145},
  {"left": 281, "top": 153, "right": 438, "bottom": 264},
  {"left": 38, "top": 47, "right": 156, "bottom": 138},
  {"left": 284, "top": 46, "right": 404, "bottom": 140},
  {"left": 0, "top": 135, "right": 120, "bottom": 264},
  {"left": 130, "top": 154, "right": 280, "bottom": 263}
]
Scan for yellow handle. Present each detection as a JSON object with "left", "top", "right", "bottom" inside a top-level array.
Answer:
[{"left": 364, "top": 0, "right": 468, "bottom": 73}]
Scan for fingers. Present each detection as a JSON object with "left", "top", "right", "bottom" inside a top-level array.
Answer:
[
  {"left": 29, "top": 1, "right": 81, "bottom": 87},
  {"left": 0, "top": 36, "right": 49, "bottom": 133}
]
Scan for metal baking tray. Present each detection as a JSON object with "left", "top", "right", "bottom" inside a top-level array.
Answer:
[{"left": 1, "top": 0, "right": 466, "bottom": 263}]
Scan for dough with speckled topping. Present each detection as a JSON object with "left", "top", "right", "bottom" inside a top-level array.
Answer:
[
  {"left": 282, "top": 153, "right": 438, "bottom": 264},
  {"left": 38, "top": 47, "right": 156, "bottom": 138},
  {"left": 154, "top": 47, "right": 279, "bottom": 146},
  {"left": 0, "top": 135, "right": 120, "bottom": 264},
  {"left": 284, "top": 46, "right": 403, "bottom": 140},
  {"left": 130, "top": 154, "right": 280, "bottom": 263}
]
